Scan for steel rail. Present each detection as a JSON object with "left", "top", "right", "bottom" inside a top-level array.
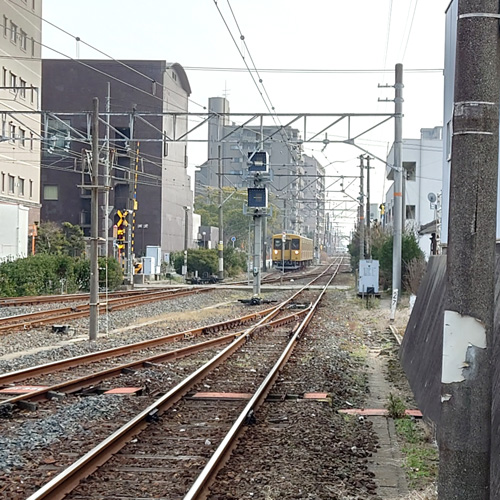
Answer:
[
  {"left": 0, "top": 288, "right": 211, "bottom": 332},
  {"left": 185, "top": 259, "right": 342, "bottom": 499},
  {"left": 0, "top": 308, "right": 310, "bottom": 407},
  {"left": 0, "top": 288, "right": 167, "bottom": 307},
  {"left": 25, "top": 266, "right": 334, "bottom": 500},
  {"left": 0, "top": 306, "right": 277, "bottom": 386}
]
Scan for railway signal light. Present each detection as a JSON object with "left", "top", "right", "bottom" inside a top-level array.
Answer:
[{"left": 247, "top": 151, "right": 268, "bottom": 172}]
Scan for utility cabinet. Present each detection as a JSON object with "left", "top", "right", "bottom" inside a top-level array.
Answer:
[{"left": 358, "top": 259, "right": 380, "bottom": 295}]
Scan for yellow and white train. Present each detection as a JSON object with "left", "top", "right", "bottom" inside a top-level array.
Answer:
[{"left": 272, "top": 233, "right": 313, "bottom": 271}]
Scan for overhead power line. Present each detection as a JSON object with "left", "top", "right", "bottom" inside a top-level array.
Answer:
[{"left": 183, "top": 66, "right": 442, "bottom": 74}]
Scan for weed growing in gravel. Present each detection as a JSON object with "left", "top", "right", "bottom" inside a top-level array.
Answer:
[
  {"left": 386, "top": 392, "right": 407, "bottom": 418},
  {"left": 394, "top": 417, "right": 438, "bottom": 491}
]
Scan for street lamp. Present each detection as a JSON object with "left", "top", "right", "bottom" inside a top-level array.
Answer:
[{"left": 137, "top": 223, "right": 148, "bottom": 256}]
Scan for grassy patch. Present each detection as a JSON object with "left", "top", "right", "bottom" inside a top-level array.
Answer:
[{"left": 395, "top": 417, "right": 438, "bottom": 490}]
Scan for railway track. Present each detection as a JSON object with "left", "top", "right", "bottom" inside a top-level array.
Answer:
[
  {"left": 0, "top": 287, "right": 212, "bottom": 333},
  {"left": 19, "top": 259, "right": 343, "bottom": 499},
  {"left": 0, "top": 288, "right": 167, "bottom": 308}
]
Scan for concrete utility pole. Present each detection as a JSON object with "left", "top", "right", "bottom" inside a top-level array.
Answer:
[
  {"left": 358, "top": 155, "right": 365, "bottom": 261},
  {"left": 253, "top": 214, "right": 262, "bottom": 296},
  {"left": 438, "top": 1, "right": 500, "bottom": 498},
  {"left": 392, "top": 64, "right": 403, "bottom": 297},
  {"left": 262, "top": 213, "right": 268, "bottom": 272},
  {"left": 101, "top": 82, "right": 111, "bottom": 257},
  {"left": 365, "top": 155, "right": 372, "bottom": 259},
  {"left": 217, "top": 145, "right": 224, "bottom": 281},
  {"left": 183, "top": 206, "right": 190, "bottom": 252},
  {"left": 89, "top": 97, "right": 100, "bottom": 342}
]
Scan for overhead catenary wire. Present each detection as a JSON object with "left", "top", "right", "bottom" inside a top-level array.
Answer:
[
  {"left": 7, "top": 0, "right": 207, "bottom": 111},
  {"left": 183, "top": 66, "right": 442, "bottom": 74},
  {"left": 400, "top": 0, "right": 420, "bottom": 62}
]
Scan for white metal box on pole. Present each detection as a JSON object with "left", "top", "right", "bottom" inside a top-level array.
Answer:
[{"left": 358, "top": 259, "right": 380, "bottom": 294}]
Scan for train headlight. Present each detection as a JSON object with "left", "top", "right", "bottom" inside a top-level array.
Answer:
[
  {"left": 294, "top": 250, "right": 299, "bottom": 255},
  {"left": 274, "top": 250, "right": 278, "bottom": 255}
]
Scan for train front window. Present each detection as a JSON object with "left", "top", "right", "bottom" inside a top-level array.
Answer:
[
  {"left": 273, "top": 239, "right": 282, "bottom": 249},
  {"left": 291, "top": 239, "right": 300, "bottom": 250}
]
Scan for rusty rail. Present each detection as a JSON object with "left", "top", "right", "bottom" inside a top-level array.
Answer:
[{"left": 25, "top": 260, "right": 341, "bottom": 500}]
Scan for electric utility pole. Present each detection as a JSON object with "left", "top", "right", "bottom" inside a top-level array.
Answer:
[
  {"left": 438, "top": 1, "right": 500, "bottom": 498},
  {"left": 89, "top": 97, "right": 100, "bottom": 342},
  {"left": 218, "top": 144, "right": 224, "bottom": 281},
  {"left": 365, "top": 155, "right": 372, "bottom": 259},
  {"left": 392, "top": 64, "right": 403, "bottom": 297},
  {"left": 101, "top": 82, "right": 111, "bottom": 256},
  {"left": 358, "top": 155, "right": 365, "bottom": 261}
]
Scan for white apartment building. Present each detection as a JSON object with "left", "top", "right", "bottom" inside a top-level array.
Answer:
[
  {"left": 385, "top": 127, "right": 443, "bottom": 257},
  {"left": 442, "top": 0, "right": 500, "bottom": 248},
  {"left": 0, "top": 0, "right": 42, "bottom": 261}
]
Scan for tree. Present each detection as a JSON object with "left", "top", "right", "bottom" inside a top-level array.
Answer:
[
  {"left": 195, "top": 187, "right": 282, "bottom": 250},
  {"left": 172, "top": 249, "right": 218, "bottom": 276},
  {"left": 62, "top": 222, "right": 85, "bottom": 256},
  {"left": 36, "top": 221, "right": 85, "bottom": 257},
  {"left": 348, "top": 226, "right": 424, "bottom": 292}
]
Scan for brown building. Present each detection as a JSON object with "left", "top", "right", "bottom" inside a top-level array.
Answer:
[{"left": 41, "top": 59, "right": 194, "bottom": 259}]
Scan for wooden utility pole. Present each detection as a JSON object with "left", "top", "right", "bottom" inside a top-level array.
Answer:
[
  {"left": 438, "top": 1, "right": 500, "bottom": 498},
  {"left": 89, "top": 97, "right": 100, "bottom": 342}
]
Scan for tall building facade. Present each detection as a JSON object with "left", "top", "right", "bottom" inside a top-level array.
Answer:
[
  {"left": 302, "top": 154, "right": 326, "bottom": 253},
  {"left": 195, "top": 97, "right": 324, "bottom": 238},
  {"left": 40, "top": 59, "right": 194, "bottom": 259},
  {"left": 0, "top": 0, "right": 42, "bottom": 260}
]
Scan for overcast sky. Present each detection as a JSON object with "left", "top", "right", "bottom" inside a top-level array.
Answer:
[{"left": 41, "top": 0, "right": 450, "bottom": 227}]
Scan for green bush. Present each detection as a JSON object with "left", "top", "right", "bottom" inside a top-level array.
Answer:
[
  {"left": 172, "top": 247, "right": 247, "bottom": 278},
  {"left": 348, "top": 227, "right": 424, "bottom": 291},
  {"left": 0, "top": 255, "right": 123, "bottom": 297},
  {"left": 172, "top": 249, "right": 218, "bottom": 276},
  {"left": 223, "top": 245, "right": 247, "bottom": 277}
]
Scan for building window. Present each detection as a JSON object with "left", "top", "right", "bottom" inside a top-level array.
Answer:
[
  {"left": 9, "top": 72, "right": 16, "bottom": 90},
  {"left": 1, "top": 172, "right": 5, "bottom": 192},
  {"left": 20, "top": 30, "right": 27, "bottom": 51},
  {"left": 8, "top": 174, "right": 15, "bottom": 193},
  {"left": 32, "top": 0, "right": 35, "bottom": 9},
  {"left": 19, "top": 79, "right": 26, "bottom": 98},
  {"left": 10, "top": 21, "right": 17, "bottom": 44},
  {"left": 403, "top": 161, "right": 416, "bottom": 181},
  {"left": 30, "top": 131, "right": 34, "bottom": 150},
  {"left": 30, "top": 85, "right": 35, "bottom": 103},
  {"left": 2, "top": 67, "right": 6, "bottom": 86},
  {"left": 9, "top": 123, "right": 15, "bottom": 143},
  {"left": 31, "top": 37, "right": 35, "bottom": 57},
  {"left": 19, "top": 128, "right": 26, "bottom": 147},
  {"left": 43, "top": 185, "right": 58, "bottom": 201},
  {"left": 29, "top": 179, "right": 33, "bottom": 198},
  {"left": 163, "top": 132, "right": 168, "bottom": 157},
  {"left": 406, "top": 205, "right": 416, "bottom": 220},
  {"left": 46, "top": 117, "right": 71, "bottom": 154},
  {"left": 3, "top": 16, "right": 7, "bottom": 38},
  {"left": 18, "top": 177, "right": 24, "bottom": 196}
]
